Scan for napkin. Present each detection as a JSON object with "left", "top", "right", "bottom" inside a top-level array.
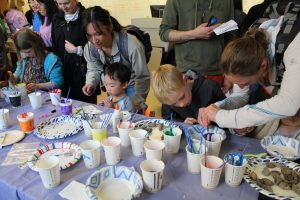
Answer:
[
  {"left": 59, "top": 181, "right": 88, "bottom": 200},
  {"left": 73, "top": 105, "right": 102, "bottom": 115},
  {"left": 213, "top": 20, "right": 238, "bottom": 35}
]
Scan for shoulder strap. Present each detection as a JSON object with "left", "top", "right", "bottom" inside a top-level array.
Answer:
[{"left": 118, "top": 31, "right": 130, "bottom": 64}]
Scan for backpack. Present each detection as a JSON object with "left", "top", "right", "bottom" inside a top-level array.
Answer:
[
  {"left": 91, "top": 25, "right": 152, "bottom": 64},
  {"left": 251, "top": 1, "right": 300, "bottom": 84}
]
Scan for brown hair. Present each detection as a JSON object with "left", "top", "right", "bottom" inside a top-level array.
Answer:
[
  {"left": 14, "top": 28, "right": 47, "bottom": 64},
  {"left": 220, "top": 28, "right": 269, "bottom": 76},
  {"left": 151, "top": 64, "right": 184, "bottom": 103}
]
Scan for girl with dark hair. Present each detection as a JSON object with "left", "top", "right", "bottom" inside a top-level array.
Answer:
[
  {"left": 25, "top": 0, "right": 42, "bottom": 32},
  {"left": 198, "top": 28, "right": 300, "bottom": 132},
  {"left": 37, "top": 0, "right": 59, "bottom": 48},
  {"left": 82, "top": 6, "right": 150, "bottom": 110},
  {"left": 11, "top": 28, "right": 63, "bottom": 92}
]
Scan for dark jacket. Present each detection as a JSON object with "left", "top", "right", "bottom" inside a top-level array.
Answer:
[{"left": 52, "top": 4, "right": 96, "bottom": 103}]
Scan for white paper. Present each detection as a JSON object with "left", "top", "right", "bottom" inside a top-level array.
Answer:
[
  {"left": 59, "top": 181, "right": 88, "bottom": 200},
  {"left": 213, "top": 20, "right": 238, "bottom": 35}
]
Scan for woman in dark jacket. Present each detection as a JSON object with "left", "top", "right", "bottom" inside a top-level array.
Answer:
[{"left": 52, "top": 0, "right": 97, "bottom": 103}]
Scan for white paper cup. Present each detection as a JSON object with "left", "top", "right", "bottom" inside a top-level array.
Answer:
[
  {"left": 205, "top": 134, "right": 223, "bottom": 156},
  {"left": 200, "top": 156, "right": 224, "bottom": 190},
  {"left": 28, "top": 92, "right": 42, "bottom": 109},
  {"left": 129, "top": 129, "right": 147, "bottom": 157},
  {"left": 35, "top": 156, "right": 60, "bottom": 189},
  {"left": 140, "top": 159, "right": 165, "bottom": 193},
  {"left": 102, "top": 136, "right": 121, "bottom": 165},
  {"left": 49, "top": 89, "right": 61, "bottom": 106},
  {"left": 82, "top": 120, "right": 93, "bottom": 136},
  {"left": 0, "top": 109, "right": 9, "bottom": 130},
  {"left": 1, "top": 87, "right": 10, "bottom": 103},
  {"left": 16, "top": 83, "right": 27, "bottom": 99},
  {"left": 186, "top": 142, "right": 207, "bottom": 174},
  {"left": 225, "top": 162, "right": 246, "bottom": 187},
  {"left": 117, "top": 122, "right": 134, "bottom": 147},
  {"left": 163, "top": 127, "right": 182, "bottom": 154},
  {"left": 80, "top": 140, "right": 101, "bottom": 169},
  {"left": 144, "top": 140, "right": 165, "bottom": 161}
]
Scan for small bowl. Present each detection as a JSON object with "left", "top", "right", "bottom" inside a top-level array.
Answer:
[
  {"left": 261, "top": 135, "right": 300, "bottom": 160},
  {"left": 85, "top": 166, "right": 143, "bottom": 199}
]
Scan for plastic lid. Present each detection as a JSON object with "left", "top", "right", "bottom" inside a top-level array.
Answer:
[{"left": 115, "top": 104, "right": 119, "bottom": 110}]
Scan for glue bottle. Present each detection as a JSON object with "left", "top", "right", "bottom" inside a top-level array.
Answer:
[{"left": 112, "top": 104, "right": 121, "bottom": 135}]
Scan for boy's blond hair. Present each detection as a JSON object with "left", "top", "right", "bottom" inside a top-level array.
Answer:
[{"left": 151, "top": 64, "right": 184, "bottom": 103}]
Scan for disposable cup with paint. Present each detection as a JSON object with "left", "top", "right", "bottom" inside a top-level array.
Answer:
[
  {"left": 129, "top": 129, "right": 148, "bottom": 157},
  {"left": 186, "top": 142, "right": 207, "bottom": 174},
  {"left": 16, "top": 83, "right": 27, "bottom": 99},
  {"left": 28, "top": 92, "right": 42, "bottom": 109},
  {"left": 49, "top": 89, "right": 61, "bottom": 106},
  {"left": 204, "top": 133, "right": 224, "bottom": 156},
  {"left": 91, "top": 121, "right": 107, "bottom": 143},
  {"left": 140, "top": 159, "right": 165, "bottom": 193},
  {"left": 17, "top": 112, "right": 34, "bottom": 133},
  {"left": 0, "top": 109, "right": 10, "bottom": 130},
  {"left": 144, "top": 140, "right": 165, "bottom": 161},
  {"left": 59, "top": 98, "right": 72, "bottom": 115},
  {"left": 200, "top": 155, "right": 224, "bottom": 190},
  {"left": 224, "top": 153, "right": 247, "bottom": 187},
  {"left": 1, "top": 87, "right": 10, "bottom": 103},
  {"left": 80, "top": 140, "right": 101, "bottom": 169},
  {"left": 82, "top": 119, "right": 93, "bottom": 137},
  {"left": 102, "top": 136, "right": 121, "bottom": 165},
  {"left": 8, "top": 91, "right": 21, "bottom": 107},
  {"left": 35, "top": 156, "right": 60, "bottom": 189},
  {"left": 163, "top": 127, "right": 182, "bottom": 154},
  {"left": 117, "top": 121, "right": 135, "bottom": 147}
]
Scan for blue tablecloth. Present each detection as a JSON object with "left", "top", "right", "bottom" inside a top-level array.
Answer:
[{"left": 0, "top": 93, "right": 263, "bottom": 200}]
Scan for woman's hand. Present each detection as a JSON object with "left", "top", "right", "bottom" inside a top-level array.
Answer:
[
  {"left": 65, "top": 40, "right": 78, "bottom": 54},
  {"left": 82, "top": 84, "right": 95, "bottom": 96},
  {"left": 26, "top": 83, "right": 41, "bottom": 92},
  {"left": 184, "top": 117, "right": 197, "bottom": 125},
  {"left": 197, "top": 104, "right": 220, "bottom": 127}
]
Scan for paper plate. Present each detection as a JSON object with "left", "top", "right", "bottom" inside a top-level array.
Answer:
[
  {"left": 187, "top": 124, "right": 226, "bottom": 141},
  {"left": 28, "top": 142, "right": 81, "bottom": 171},
  {"left": 244, "top": 156, "right": 300, "bottom": 199},
  {"left": 0, "top": 130, "right": 25, "bottom": 146},
  {"left": 86, "top": 165, "right": 143, "bottom": 200},
  {"left": 34, "top": 115, "right": 83, "bottom": 139},
  {"left": 261, "top": 135, "right": 300, "bottom": 160},
  {"left": 135, "top": 118, "right": 180, "bottom": 140}
]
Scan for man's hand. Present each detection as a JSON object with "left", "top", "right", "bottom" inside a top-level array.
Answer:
[
  {"left": 197, "top": 104, "right": 220, "bottom": 127},
  {"left": 193, "top": 23, "right": 219, "bottom": 39}
]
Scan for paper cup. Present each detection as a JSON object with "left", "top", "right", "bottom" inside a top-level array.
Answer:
[
  {"left": 224, "top": 156, "right": 247, "bottom": 187},
  {"left": 8, "top": 92, "right": 21, "bottom": 107},
  {"left": 82, "top": 120, "right": 93, "bottom": 136},
  {"left": 80, "top": 140, "right": 101, "bottom": 169},
  {"left": 102, "top": 136, "right": 121, "bottom": 165},
  {"left": 0, "top": 109, "right": 9, "bottom": 130},
  {"left": 186, "top": 142, "right": 206, "bottom": 174},
  {"left": 117, "top": 121, "right": 135, "bottom": 147},
  {"left": 1, "top": 87, "right": 10, "bottom": 103},
  {"left": 200, "top": 156, "right": 224, "bottom": 190},
  {"left": 28, "top": 92, "right": 42, "bottom": 109},
  {"left": 91, "top": 122, "right": 107, "bottom": 143},
  {"left": 163, "top": 127, "right": 182, "bottom": 154},
  {"left": 17, "top": 112, "right": 34, "bottom": 133},
  {"left": 205, "top": 133, "right": 223, "bottom": 156},
  {"left": 129, "top": 129, "right": 147, "bottom": 157},
  {"left": 140, "top": 159, "right": 165, "bottom": 193},
  {"left": 35, "top": 156, "right": 60, "bottom": 189},
  {"left": 144, "top": 140, "right": 165, "bottom": 161},
  {"left": 59, "top": 99, "right": 72, "bottom": 115},
  {"left": 49, "top": 89, "right": 61, "bottom": 106}
]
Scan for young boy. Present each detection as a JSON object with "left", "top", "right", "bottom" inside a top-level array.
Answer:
[
  {"left": 99, "top": 63, "right": 134, "bottom": 112},
  {"left": 151, "top": 64, "right": 225, "bottom": 124}
]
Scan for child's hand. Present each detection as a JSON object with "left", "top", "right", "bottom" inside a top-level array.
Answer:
[
  {"left": 233, "top": 127, "right": 255, "bottom": 136},
  {"left": 103, "top": 98, "right": 113, "bottom": 108},
  {"left": 184, "top": 117, "right": 197, "bottom": 124},
  {"left": 26, "top": 83, "right": 40, "bottom": 92},
  {"left": 97, "top": 99, "right": 105, "bottom": 106}
]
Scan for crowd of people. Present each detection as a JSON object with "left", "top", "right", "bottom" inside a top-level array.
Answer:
[{"left": 0, "top": 0, "right": 299, "bottom": 141}]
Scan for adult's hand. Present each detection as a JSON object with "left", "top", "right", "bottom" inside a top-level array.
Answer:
[
  {"left": 193, "top": 23, "right": 219, "bottom": 40},
  {"left": 82, "top": 84, "right": 95, "bottom": 96},
  {"left": 65, "top": 40, "right": 78, "bottom": 54},
  {"left": 26, "top": 83, "right": 41, "bottom": 92},
  {"left": 197, "top": 104, "right": 220, "bottom": 127}
]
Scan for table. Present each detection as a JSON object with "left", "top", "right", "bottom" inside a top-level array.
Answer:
[{"left": 0, "top": 93, "right": 263, "bottom": 200}]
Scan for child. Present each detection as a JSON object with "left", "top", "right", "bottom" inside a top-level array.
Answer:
[
  {"left": 151, "top": 64, "right": 225, "bottom": 124},
  {"left": 11, "top": 28, "right": 63, "bottom": 92},
  {"left": 99, "top": 63, "right": 134, "bottom": 112}
]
